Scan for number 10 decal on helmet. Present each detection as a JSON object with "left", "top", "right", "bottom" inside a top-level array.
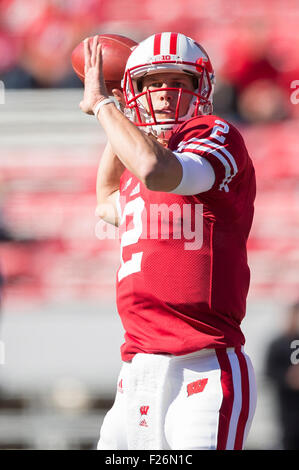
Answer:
[{"left": 122, "top": 32, "right": 215, "bottom": 140}]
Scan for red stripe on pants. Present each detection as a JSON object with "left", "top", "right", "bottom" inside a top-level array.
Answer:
[
  {"left": 234, "top": 347, "right": 250, "bottom": 449},
  {"left": 215, "top": 349, "right": 234, "bottom": 450}
]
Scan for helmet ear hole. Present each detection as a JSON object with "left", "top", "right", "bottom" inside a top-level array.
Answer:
[
  {"left": 192, "top": 76, "right": 198, "bottom": 90},
  {"left": 136, "top": 79, "right": 143, "bottom": 92}
]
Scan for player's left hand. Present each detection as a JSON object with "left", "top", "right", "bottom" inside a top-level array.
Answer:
[{"left": 79, "top": 36, "right": 109, "bottom": 115}]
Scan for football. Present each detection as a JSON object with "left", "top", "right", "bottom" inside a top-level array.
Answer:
[{"left": 71, "top": 34, "right": 138, "bottom": 94}]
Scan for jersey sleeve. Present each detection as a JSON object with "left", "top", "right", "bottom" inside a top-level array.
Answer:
[{"left": 169, "top": 116, "right": 249, "bottom": 194}]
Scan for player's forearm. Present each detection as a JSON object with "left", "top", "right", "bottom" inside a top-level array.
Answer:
[
  {"left": 96, "top": 141, "right": 125, "bottom": 226},
  {"left": 96, "top": 189, "right": 120, "bottom": 226},
  {"left": 96, "top": 103, "right": 182, "bottom": 191},
  {"left": 96, "top": 141, "right": 125, "bottom": 201}
]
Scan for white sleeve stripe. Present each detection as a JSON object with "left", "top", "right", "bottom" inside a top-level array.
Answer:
[
  {"left": 196, "top": 138, "right": 238, "bottom": 175},
  {"left": 178, "top": 137, "right": 238, "bottom": 175},
  {"left": 180, "top": 145, "right": 231, "bottom": 192},
  {"left": 177, "top": 139, "right": 238, "bottom": 192},
  {"left": 180, "top": 144, "right": 230, "bottom": 176}
]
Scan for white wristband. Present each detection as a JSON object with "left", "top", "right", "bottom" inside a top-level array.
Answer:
[{"left": 93, "top": 98, "right": 114, "bottom": 118}]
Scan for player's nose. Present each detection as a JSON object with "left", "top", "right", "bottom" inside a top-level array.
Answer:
[{"left": 158, "top": 84, "right": 176, "bottom": 101}]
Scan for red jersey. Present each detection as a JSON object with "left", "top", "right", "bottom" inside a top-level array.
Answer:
[{"left": 116, "top": 115, "right": 256, "bottom": 362}]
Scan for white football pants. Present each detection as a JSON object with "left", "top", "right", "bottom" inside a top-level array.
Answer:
[{"left": 97, "top": 347, "right": 257, "bottom": 450}]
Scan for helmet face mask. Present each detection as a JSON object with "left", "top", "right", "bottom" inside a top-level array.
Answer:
[{"left": 123, "top": 33, "right": 215, "bottom": 140}]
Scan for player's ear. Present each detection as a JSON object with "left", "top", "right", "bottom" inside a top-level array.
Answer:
[{"left": 111, "top": 89, "right": 126, "bottom": 111}]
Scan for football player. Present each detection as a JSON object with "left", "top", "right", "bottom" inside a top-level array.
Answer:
[{"left": 80, "top": 32, "right": 257, "bottom": 450}]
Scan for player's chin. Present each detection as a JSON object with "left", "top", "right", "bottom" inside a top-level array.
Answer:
[{"left": 155, "top": 112, "right": 176, "bottom": 120}]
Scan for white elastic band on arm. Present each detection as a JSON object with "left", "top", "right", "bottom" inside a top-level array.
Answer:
[
  {"left": 169, "top": 151, "right": 215, "bottom": 195},
  {"left": 93, "top": 98, "right": 114, "bottom": 118}
]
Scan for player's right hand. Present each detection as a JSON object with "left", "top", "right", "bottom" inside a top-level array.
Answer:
[{"left": 79, "top": 36, "right": 109, "bottom": 115}]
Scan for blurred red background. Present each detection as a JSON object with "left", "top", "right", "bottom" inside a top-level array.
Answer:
[{"left": 0, "top": 0, "right": 298, "bottom": 307}]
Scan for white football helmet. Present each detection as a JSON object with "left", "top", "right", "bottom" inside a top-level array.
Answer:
[{"left": 122, "top": 32, "right": 215, "bottom": 140}]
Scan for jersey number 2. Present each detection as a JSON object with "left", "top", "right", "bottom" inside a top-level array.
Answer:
[
  {"left": 118, "top": 197, "right": 145, "bottom": 282},
  {"left": 210, "top": 119, "right": 229, "bottom": 144}
]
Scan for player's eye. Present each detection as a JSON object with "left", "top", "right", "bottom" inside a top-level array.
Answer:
[
  {"left": 172, "top": 80, "right": 190, "bottom": 88},
  {"left": 150, "top": 82, "right": 163, "bottom": 88}
]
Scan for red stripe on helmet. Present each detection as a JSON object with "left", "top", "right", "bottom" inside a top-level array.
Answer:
[
  {"left": 153, "top": 33, "right": 162, "bottom": 55},
  {"left": 169, "top": 32, "right": 178, "bottom": 55}
]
